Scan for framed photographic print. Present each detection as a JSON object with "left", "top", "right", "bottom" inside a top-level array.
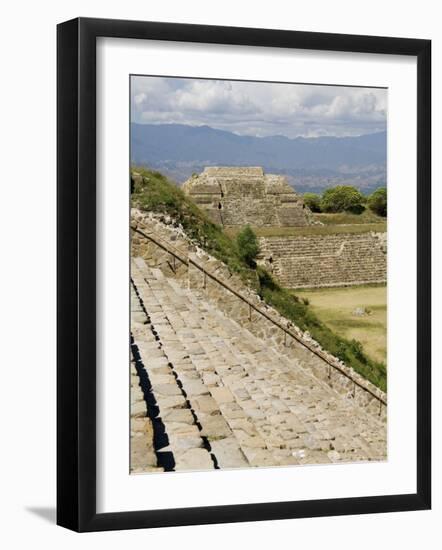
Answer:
[{"left": 57, "top": 17, "right": 431, "bottom": 532}]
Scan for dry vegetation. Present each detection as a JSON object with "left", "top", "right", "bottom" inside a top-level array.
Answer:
[
  {"left": 295, "top": 285, "right": 387, "bottom": 364},
  {"left": 225, "top": 222, "right": 386, "bottom": 239},
  {"left": 225, "top": 210, "right": 386, "bottom": 238}
]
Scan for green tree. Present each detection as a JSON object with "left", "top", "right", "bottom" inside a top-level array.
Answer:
[
  {"left": 236, "top": 225, "right": 259, "bottom": 267},
  {"left": 303, "top": 192, "right": 322, "bottom": 212},
  {"left": 368, "top": 187, "right": 387, "bottom": 217},
  {"left": 320, "top": 185, "right": 365, "bottom": 214}
]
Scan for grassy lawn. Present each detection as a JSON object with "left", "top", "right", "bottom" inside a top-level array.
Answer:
[
  {"left": 313, "top": 210, "right": 385, "bottom": 225},
  {"left": 295, "top": 285, "right": 387, "bottom": 365},
  {"left": 225, "top": 222, "right": 386, "bottom": 238},
  {"left": 225, "top": 209, "right": 386, "bottom": 238}
]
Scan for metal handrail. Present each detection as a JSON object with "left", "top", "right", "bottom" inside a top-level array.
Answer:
[{"left": 132, "top": 226, "right": 387, "bottom": 408}]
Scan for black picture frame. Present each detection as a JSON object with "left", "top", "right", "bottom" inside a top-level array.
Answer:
[{"left": 57, "top": 17, "right": 431, "bottom": 532}]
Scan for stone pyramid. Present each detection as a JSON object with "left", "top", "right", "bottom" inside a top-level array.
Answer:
[{"left": 182, "top": 167, "right": 314, "bottom": 227}]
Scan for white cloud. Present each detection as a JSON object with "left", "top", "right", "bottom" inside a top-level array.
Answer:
[{"left": 131, "top": 76, "right": 387, "bottom": 138}]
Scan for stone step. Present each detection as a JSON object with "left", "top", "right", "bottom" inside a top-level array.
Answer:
[
  {"left": 132, "top": 261, "right": 251, "bottom": 469},
  {"left": 130, "top": 282, "right": 216, "bottom": 472},
  {"left": 259, "top": 233, "right": 386, "bottom": 288}
]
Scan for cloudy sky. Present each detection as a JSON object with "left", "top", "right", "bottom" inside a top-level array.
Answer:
[{"left": 131, "top": 76, "right": 387, "bottom": 139}]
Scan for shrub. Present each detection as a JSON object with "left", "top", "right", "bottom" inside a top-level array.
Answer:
[
  {"left": 320, "top": 185, "right": 365, "bottom": 214},
  {"left": 236, "top": 225, "right": 259, "bottom": 267},
  {"left": 346, "top": 203, "right": 366, "bottom": 215},
  {"left": 303, "top": 193, "right": 322, "bottom": 212},
  {"left": 257, "top": 266, "right": 280, "bottom": 292},
  {"left": 349, "top": 339, "right": 366, "bottom": 362},
  {"left": 368, "top": 187, "right": 387, "bottom": 217},
  {"left": 131, "top": 166, "right": 246, "bottom": 277}
]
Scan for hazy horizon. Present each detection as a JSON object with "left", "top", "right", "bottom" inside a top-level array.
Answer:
[
  {"left": 131, "top": 120, "right": 387, "bottom": 141},
  {"left": 131, "top": 76, "right": 387, "bottom": 139}
]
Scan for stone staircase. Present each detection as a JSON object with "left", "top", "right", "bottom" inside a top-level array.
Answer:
[
  {"left": 131, "top": 256, "right": 387, "bottom": 473},
  {"left": 259, "top": 232, "right": 387, "bottom": 288},
  {"left": 131, "top": 210, "right": 386, "bottom": 413}
]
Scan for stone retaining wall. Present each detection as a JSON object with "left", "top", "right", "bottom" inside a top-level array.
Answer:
[{"left": 259, "top": 232, "right": 387, "bottom": 289}]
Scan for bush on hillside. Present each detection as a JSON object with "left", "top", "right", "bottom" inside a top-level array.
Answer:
[
  {"left": 303, "top": 192, "right": 322, "bottom": 212},
  {"left": 320, "top": 185, "right": 365, "bottom": 214},
  {"left": 236, "top": 225, "right": 259, "bottom": 267},
  {"left": 131, "top": 167, "right": 248, "bottom": 277},
  {"left": 368, "top": 187, "right": 387, "bottom": 217}
]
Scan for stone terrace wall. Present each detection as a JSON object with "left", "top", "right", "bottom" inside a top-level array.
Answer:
[
  {"left": 131, "top": 209, "right": 386, "bottom": 417},
  {"left": 259, "top": 232, "right": 387, "bottom": 289},
  {"left": 182, "top": 166, "right": 315, "bottom": 227}
]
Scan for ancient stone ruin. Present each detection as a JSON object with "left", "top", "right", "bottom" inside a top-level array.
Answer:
[
  {"left": 130, "top": 210, "right": 386, "bottom": 473},
  {"left": 182, "top": 166, "right": 315, "bottom": 227},
  {"left": 259, "top": 232, "right": 387, "bottom": 289}
]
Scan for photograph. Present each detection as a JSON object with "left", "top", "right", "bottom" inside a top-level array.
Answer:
[
  {"left": 0, "top": 2, "right": 434, "bottom": 541},
  {"left": 129, "top": 75, "right": 388, "bottom": 473}
]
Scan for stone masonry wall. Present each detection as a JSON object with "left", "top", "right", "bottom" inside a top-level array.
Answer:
[
  {"left": 182, "top": 166, "right": 315, "bottom": 227},
  {"left": 131, "top": 209, "right": 386, "bottom": 417},
  {"left": 259, "top": 232, "right": 387, "bottom": 289}
]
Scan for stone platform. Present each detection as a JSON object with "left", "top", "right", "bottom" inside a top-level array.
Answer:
[
  {"left": 259, "top": 232, "right": 387, "bottom": 289},
  {"left": 182, "top": 166, "right": 314, "bottom": 227}
]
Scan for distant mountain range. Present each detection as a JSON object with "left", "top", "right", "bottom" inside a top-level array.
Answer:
[{"left": 131, "top": 123, "right": 387, "bottom": 194}]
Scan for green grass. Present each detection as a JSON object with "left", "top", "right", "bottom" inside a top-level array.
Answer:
[
  {"left": 224, "top": 208, "right": 386, "bottom": 238},
  {"left": 131, "top": 167, "right": 257, "bottom": 285},
  {"left": 132, "top": 166, "right": 386, "bottom": 391},
  {"left": 225, "top": 222, "right": 386, "bottom": 238},
  {"left": 260, "top": 278, "right": 386, "bottom": 391},
  {"left": 313, "top": 210, "right": 386, "bottom": 225},
  {"left": 295, "top": 286, "right": 387, "bottom": 366}
]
